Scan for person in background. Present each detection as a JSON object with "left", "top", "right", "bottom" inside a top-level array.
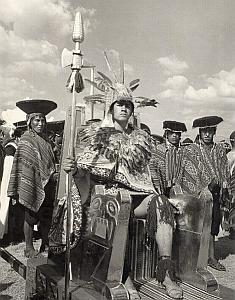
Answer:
[
  {"left": 0, "top": 118, "right": 6, "bottom": 186},
  {"left": 181, "top": 137, "right": 193, "bottom": 146},
  {"left": 186, "top": 116, "right": 230, "bottom": 271},
  {"left": 149, "top": 121, "right": 187, "bottom": 197},
  {"left": 7, "top": 99, "right": 57, "bottom": 258},
  {"left": 227, "top": 131, "right": 235, "bottom": 239},
  {"left": 0, "top": 122, "right": 26, "bottom": 243}
]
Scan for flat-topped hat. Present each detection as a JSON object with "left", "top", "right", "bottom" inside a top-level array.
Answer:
[
  {"left": 163, "top": 121, "right": 187, "bottom": 133},
  {"left": 16, "top": 99, "right": 57, "bottom": 116},
  {"left": 47, "top": 120, "right": 65, "bottom": 134},
  {"left": 192, "top": 116, "right": 223, "bottom": 128},
  {"left": 13, "top": 120, "right": 27, "bottom": 128},
  {"left": 182, "top": 137, "right": 193, "bottom": 145},
  {"left": 230, "top": 130, "right": 235, "bottom": 142}
]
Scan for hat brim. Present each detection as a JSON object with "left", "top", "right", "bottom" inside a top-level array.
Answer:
[
  {"left": 16, "top": 99, "right": 57, "bottom": 116},
  {"left": 192, "top": 116, "right": 223, "bottom": 128}
]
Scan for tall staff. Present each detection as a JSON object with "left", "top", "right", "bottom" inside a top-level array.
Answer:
[{"left": 62, "top": 12, "right": 84, "bottom": 300}]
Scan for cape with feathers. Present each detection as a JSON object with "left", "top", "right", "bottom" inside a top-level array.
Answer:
[{"left": 76, "top": 122, "right": 156, "bottom": 193}]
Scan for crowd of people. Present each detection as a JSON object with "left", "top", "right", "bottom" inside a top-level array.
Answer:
[{"left": 0, "top": 57, "right": 234, "bottom": 300}]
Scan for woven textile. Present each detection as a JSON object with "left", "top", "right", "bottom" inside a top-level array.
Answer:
[
  {"left": 7, "top": 130, "right": 55, "bottom": 212},
  {"left": 149, "top": 143, "right": 184, "bottom": 195},
  {"left": 176, "top": 142, "right": 230, "bottom": 196},
  {"left": 76, "top": 123, "right": 156, "bottom": 194}
]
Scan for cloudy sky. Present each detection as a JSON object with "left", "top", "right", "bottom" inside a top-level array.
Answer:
[{"left": 0, "top": 0, "right": 234, "bottom": 140}]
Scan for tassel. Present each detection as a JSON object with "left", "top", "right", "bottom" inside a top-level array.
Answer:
[{"left": 66, "top": 71, "right": 84, "bottom": 93}]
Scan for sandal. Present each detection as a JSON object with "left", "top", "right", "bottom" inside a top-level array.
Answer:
[
  {"left": 128, "top": 290, "right": 141, "bottom": 300},
  {"left": 24, "top": 249, "right": 39, "bottom": 258},
  {"left": 124, "top": 276, "right": 141, "bottom": 300},
  {"left": 163, "top": 272, "right": 183, "bottom": 299},
  {"left": 208, "top": 257, "right": 226, "bottom": 271}
]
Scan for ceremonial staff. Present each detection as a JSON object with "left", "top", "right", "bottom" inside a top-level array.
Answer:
[{"left": 61, "top": 12, "right": 85, "bottom": 300}]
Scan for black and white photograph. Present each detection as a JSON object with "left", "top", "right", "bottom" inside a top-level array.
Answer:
[{"left": 0, "top": 1, "right": 234, "bottom": 299}]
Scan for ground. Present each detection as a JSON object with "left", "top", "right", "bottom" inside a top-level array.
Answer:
[{"left": 0, "top": 234, "right": 234, "bottom": 299}]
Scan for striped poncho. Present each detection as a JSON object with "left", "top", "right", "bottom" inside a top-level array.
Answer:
[
  {"left": 175, "top": 142, "right": 230, "bottom": 196},
  {"left": 7, "top": 130, "right": 55, "bottom": 212},
  {"left": 149, "top": 142, "right": 184, "bottom": 195}
]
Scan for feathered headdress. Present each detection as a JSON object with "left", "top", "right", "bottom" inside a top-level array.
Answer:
[{"left": 84, "top": 50, "right": 158, "bottom": 126}]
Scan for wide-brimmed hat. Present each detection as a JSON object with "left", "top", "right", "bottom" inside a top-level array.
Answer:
[
  {"left": 192, "top": 116, "right": 223, "bottom": 128},
  {"left": 13, "top": 120, "right": 27, "bottom": 128},
  {"left": 16, "top": 99, "right": 57, "bottom": 116},
  {"left": 163, "top": 121, "right": 187, "bottom": 133}
]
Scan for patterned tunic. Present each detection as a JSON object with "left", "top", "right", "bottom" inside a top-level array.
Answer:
[
  {"left": 149, "top": 142, "right": 184, "bottom": 196},
  {"left": 7, "top": 130, "right": 55, "bottom": 212}
]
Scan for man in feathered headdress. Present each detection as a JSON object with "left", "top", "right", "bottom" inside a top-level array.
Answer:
[
  {"left": 50, "top": 51, "right": 183, "bottom": 299},
  {"left": 7, "top": 99, "right": 57, "bottom": 258}
]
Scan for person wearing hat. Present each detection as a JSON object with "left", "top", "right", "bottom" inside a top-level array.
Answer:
[
  {"left": 185, "top": 116, "right": 230, "bottom": 271},
  {"left": 7, "top": 99, "right": 57, "bottom": 258},
  {"left": 149, "top": 120, "right": 187, "bottom": 197},
  {"left": 227, "top": 131, "right": 235, "bottom": 239},
  {"left": 50, "top": 51, "right": 182, "bottom": 299}
]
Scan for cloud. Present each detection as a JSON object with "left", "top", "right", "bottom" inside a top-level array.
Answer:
[
  {"left": 0, "top": 0, "right": 97, "bottom": 43},
  {"left": 0, "top": 73, "right": 46, "bottom": 112},
  {"left": 4, "top": 61, "right": 60, "bottom": 77},
  {"left": 163, "top": 75, "right": 188, "bottom": 90},
  {"left": 157, "top": 55, "right": 189, "bottom": 76},
  {"left": 1, "top": 107, "right": 26, "bottom": 125},
  {"left": 124, "top": 63, "right": 134, "bottom": 75},
  {"left": 0, "top": 26, "right": 58, "bottom": 64}
]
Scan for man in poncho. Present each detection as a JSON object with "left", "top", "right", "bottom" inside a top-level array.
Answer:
[
  {"left": 149, "top": 120, "right": 187, "bottom": 197},
  {"left": 7, "top": 99, "right": 57, "bottom": 258},
  {"left": 227, "top": 131, "right": 235, "bottom": 239},
  {"left": 179, "top": 116, "right": 230, "bottom": 271},
  {"left": 50, "top": 52, "right": 183, "bottom": 299}
]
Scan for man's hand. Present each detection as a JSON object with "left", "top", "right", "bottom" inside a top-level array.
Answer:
[{"left": 63, "top": 156, "right": 77, "bottom": 174}]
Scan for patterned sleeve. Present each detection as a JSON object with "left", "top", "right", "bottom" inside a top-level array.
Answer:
[{"left": 149, "top": 147, "right": 165, "bottom": 194}]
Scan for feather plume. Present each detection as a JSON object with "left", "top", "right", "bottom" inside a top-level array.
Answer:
[{"left": 97, "top": 71, "right": 113, "bottom": 86}]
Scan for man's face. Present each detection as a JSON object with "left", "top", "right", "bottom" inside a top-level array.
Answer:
[
  {"left": 199, "top": 127, "right": 216, "bottom": 145},
  {"left": 167, "top": 130, "right": 181, "bottom": 146},
  {"left": 30, "top": 115, "right": 46, "bottom": 134},
  {"left": 112, "top": 100, "right": 133, "bottom": 124}
]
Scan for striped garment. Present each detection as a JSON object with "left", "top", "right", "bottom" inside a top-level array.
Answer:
[
  {"left": 149, "top": 142, "right": 184, "bottom": 195},
  {"left": 176, "top": 142, "right": 230, "bottom": 195},
  {"left": 7, "top": 130, "right": 55, "bottom": 212}
]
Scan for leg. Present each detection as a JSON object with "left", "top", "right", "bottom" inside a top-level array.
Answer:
[
  {"left": 208, "top": 198, "right": 226, "bottom": 271},
  {"left": 24, "top": 208, "right": 38, "bottom": 258},
  {"left": 138, "top": 194, "right": 183, "bottom": 299},
  {"left": 208, "top": 234, "right": 226, "bottom": 271},
  {"left": 24, "top": 220, "right": 38, "bottom": 258}
]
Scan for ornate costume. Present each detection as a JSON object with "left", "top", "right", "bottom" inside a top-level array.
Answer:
[{"left": 49, "top": 51, "right": 175, "bottom": 255}]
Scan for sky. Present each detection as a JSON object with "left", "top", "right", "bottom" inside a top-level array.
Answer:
[{"left": 0, "top": 0, "right": 235, "bottom": 141}]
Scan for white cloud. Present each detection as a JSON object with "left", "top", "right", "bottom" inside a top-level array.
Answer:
[
  {"left": 0, "top": 0, "right": 97, "bottom": 43},
  {"left": 157, "top": 55, "right": 189, "bottom": 76},
  {"left": 1, "top": 107, "right": 26, "bottom": 125},
  {"left": 4, "top": 61, "right": 60, "bottom": 77},
  {"left": 184, "top": 85, "right": 217, "bottom": 101},
  {"left": 124, "top": 63, "right": 134, "bottom": 75},
  {"left": 0, "top": 74, "right": 46, "bottom": 111},
  {"left": 163, "top": 75, "right": 188, "bottom": 90},
  {"left": 0, "top": 26, "right": 58, "bottom": 63}
]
